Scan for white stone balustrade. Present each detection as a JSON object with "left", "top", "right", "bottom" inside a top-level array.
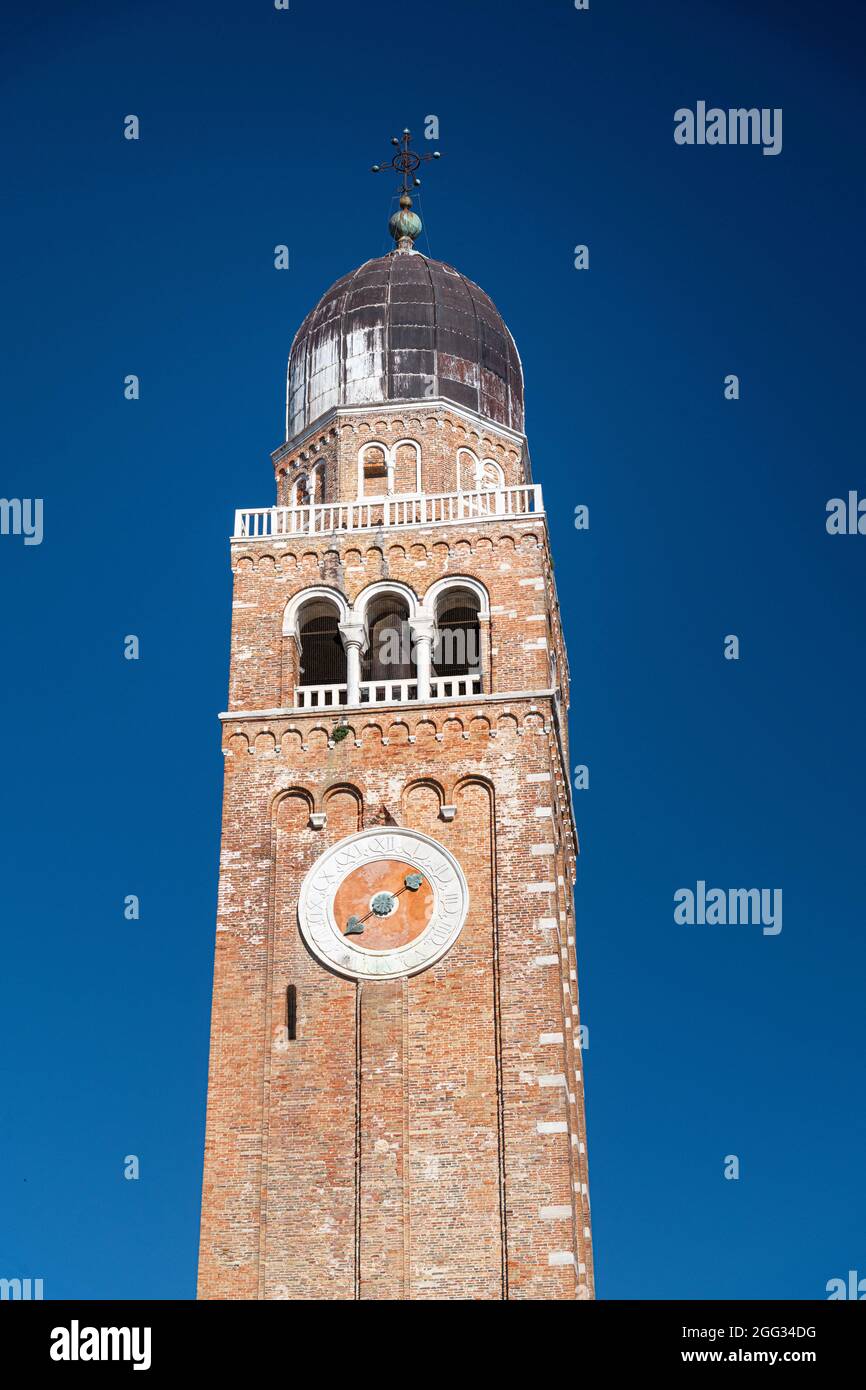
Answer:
[
  {"left": 429, "top": 674, "right": 481, "bottom": 699},
  {"left": 294, "top": 683, "right": 348, "bottom": 710},
  {"left": 294, "top": 672, "right": 482, "bottom": 711},
  {"left": 233, "top": 484, "right": 543, "bottom": 541}
]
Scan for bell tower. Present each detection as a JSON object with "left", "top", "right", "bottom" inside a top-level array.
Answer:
[{"left": 198, "top": 149, "right": 593, "bottom": 1300}]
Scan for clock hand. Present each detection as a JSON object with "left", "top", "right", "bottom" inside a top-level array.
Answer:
[
  {"left": 343, "top": 874, "right": 425, "bottom": 935},
  {"left": 345, "top": 896, "right": 396, "bottom": 934}
]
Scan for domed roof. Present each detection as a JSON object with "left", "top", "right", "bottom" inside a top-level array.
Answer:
[{"left": 286, "top": 251, "right": 524, "bottom": 441}]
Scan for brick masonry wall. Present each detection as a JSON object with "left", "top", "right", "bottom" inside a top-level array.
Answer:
[
  {"left": 198, "top": 707, "right": 592, "bottom": 1299},
  {"left": 228, "top": 529, "right": 565, "bottom": 720},
  {"left": 272, "top": 405, "right": 526, "bottom": 507},
  {"left": 198, "top": 407, "right": 592, "bottom": 1301}
]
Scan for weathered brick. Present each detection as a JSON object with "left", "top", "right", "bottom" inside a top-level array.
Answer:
[{"left": 198, "top": 400, "right": 592, "bottom": 1301}]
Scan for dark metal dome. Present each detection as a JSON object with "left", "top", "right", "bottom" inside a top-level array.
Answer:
[{"left": 286, "top": 251, "right": 524, "bottom": 441}]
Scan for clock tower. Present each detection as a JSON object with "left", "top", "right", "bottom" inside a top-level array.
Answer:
[{"left": 197, "top": 163, "right": 593, "bottom": 1300}]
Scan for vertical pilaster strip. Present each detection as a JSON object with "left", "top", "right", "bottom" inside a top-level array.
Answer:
[
  {"left": 358, "top": 978, "right": 407, "bottom": 1299},
  {"left": 354, "top": 981, "right": 362, "bottom": 1301},
  {"left": 401, "top": 977, "right": 411, "bottom": 1299},
  {"left": 490, "top": 791, "right": 509, "bottom": 1298}
]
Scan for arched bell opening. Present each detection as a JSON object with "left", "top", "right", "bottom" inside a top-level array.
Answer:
[
  {"left": 432, "top": 588, "right": 481, "bottom": 690},
  {"left": 297, "top": 598, "right": 347, "bottom": 706},
  {"left": 362, "top": 594, "right": 416, "bottom": 698}
]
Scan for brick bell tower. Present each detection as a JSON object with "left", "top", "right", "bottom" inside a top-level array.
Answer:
[{"left": 198, "top": 149, "right": 593, "bottom": 1301}]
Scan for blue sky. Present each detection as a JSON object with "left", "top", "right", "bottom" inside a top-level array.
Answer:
[{"left": 1, "top": 0, "right": 864, "bottom": 1299}]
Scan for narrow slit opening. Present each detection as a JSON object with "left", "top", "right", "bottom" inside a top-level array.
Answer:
[{"left": 286, "top": 984, "right": 297, "bottom": 1042}]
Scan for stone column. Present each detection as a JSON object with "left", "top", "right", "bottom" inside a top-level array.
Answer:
[
  {"left": 409, "top": 617, "right": 435, "bottom": 702},
  {"left": 339, "top": 620, "right": 366, "bottom": 705}
]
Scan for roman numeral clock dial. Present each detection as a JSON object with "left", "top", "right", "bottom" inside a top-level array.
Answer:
[{"left": 298, "top": 828, "right": 469, "bottom": 980}]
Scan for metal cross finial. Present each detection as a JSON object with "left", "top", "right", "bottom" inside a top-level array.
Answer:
[{"left": 371, "top": 128, "right": 441, "bottom": 193}]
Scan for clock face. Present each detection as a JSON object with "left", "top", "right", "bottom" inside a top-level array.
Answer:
[{"left": 297, "top": 828, "right": 469, "bottom": 980}]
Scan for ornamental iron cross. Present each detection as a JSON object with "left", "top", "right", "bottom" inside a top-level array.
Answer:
[{"left": 371, "top": 128, "right": 441, "bottom": 193}]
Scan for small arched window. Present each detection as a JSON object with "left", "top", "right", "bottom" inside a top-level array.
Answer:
[
  {"left": 309, "top": 462, "right": 325, "bottom": 505},
  {"left": 392, "top": 440, "right": 421, "bottom": 495},
  {"left": 457, "top": 448, "right": 478, "bottom": 492},
  {"left": 478, "top": 459, "right": 504, "bottom": 490},
  {"left": 360, "top": 444, "right": 390, "bottom": 499}
]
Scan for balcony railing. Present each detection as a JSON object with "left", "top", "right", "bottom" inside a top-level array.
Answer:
[
  {"left": 294, "top": 683, "right": 348, "bottom": 710},
  {"left": 430, "top": 675, "right": 481, "bottom": 699},
  {"left": 294, "top": 672, "right": 482, "bottom": 711},
  {"left": 360, "top": 678, "right": 418, "bottom": 705},
  {"left": 233, "top": 484, "right": 543, "bottom": 541}
]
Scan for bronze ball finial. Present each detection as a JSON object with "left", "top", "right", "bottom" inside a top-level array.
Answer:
[{"left": 370, "top": 127, "right": 442, "bottom": 251}]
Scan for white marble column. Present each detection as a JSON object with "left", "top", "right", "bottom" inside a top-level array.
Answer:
[
  {"left": 339, "top": 621, "right": 366, "bottom": 705},
  {"left": 409, "top": 617, "right": 435, "bottom": 702}
]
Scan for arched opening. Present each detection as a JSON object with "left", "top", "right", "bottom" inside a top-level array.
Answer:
[
  {"left": 359, "top": 444, "right": 390, "bottom": 499},
  {"left": 362, "top": 594, "right": 414, "bottom": 693},
  {"left": 309, "top": 462, "right": 325, "bottom": 504},
  {"left": 297, "top": 599, "right": 347, "bottom": 702},
  {"left": 433, "top": 588, "right": 481, "bottom": 681},
  {"left": 457, "top": 448, "right": 478, "bottom": 492},
  {"left": 478, "top": 459, "right": 504, "bottom": 490},
  {"left": 393, "top": 440, "right": 421, "bottom": 495}
]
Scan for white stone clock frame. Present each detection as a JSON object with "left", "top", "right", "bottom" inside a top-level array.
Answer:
[{"left": 297, "top": 827, "right": 469, "bottom": 981}]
